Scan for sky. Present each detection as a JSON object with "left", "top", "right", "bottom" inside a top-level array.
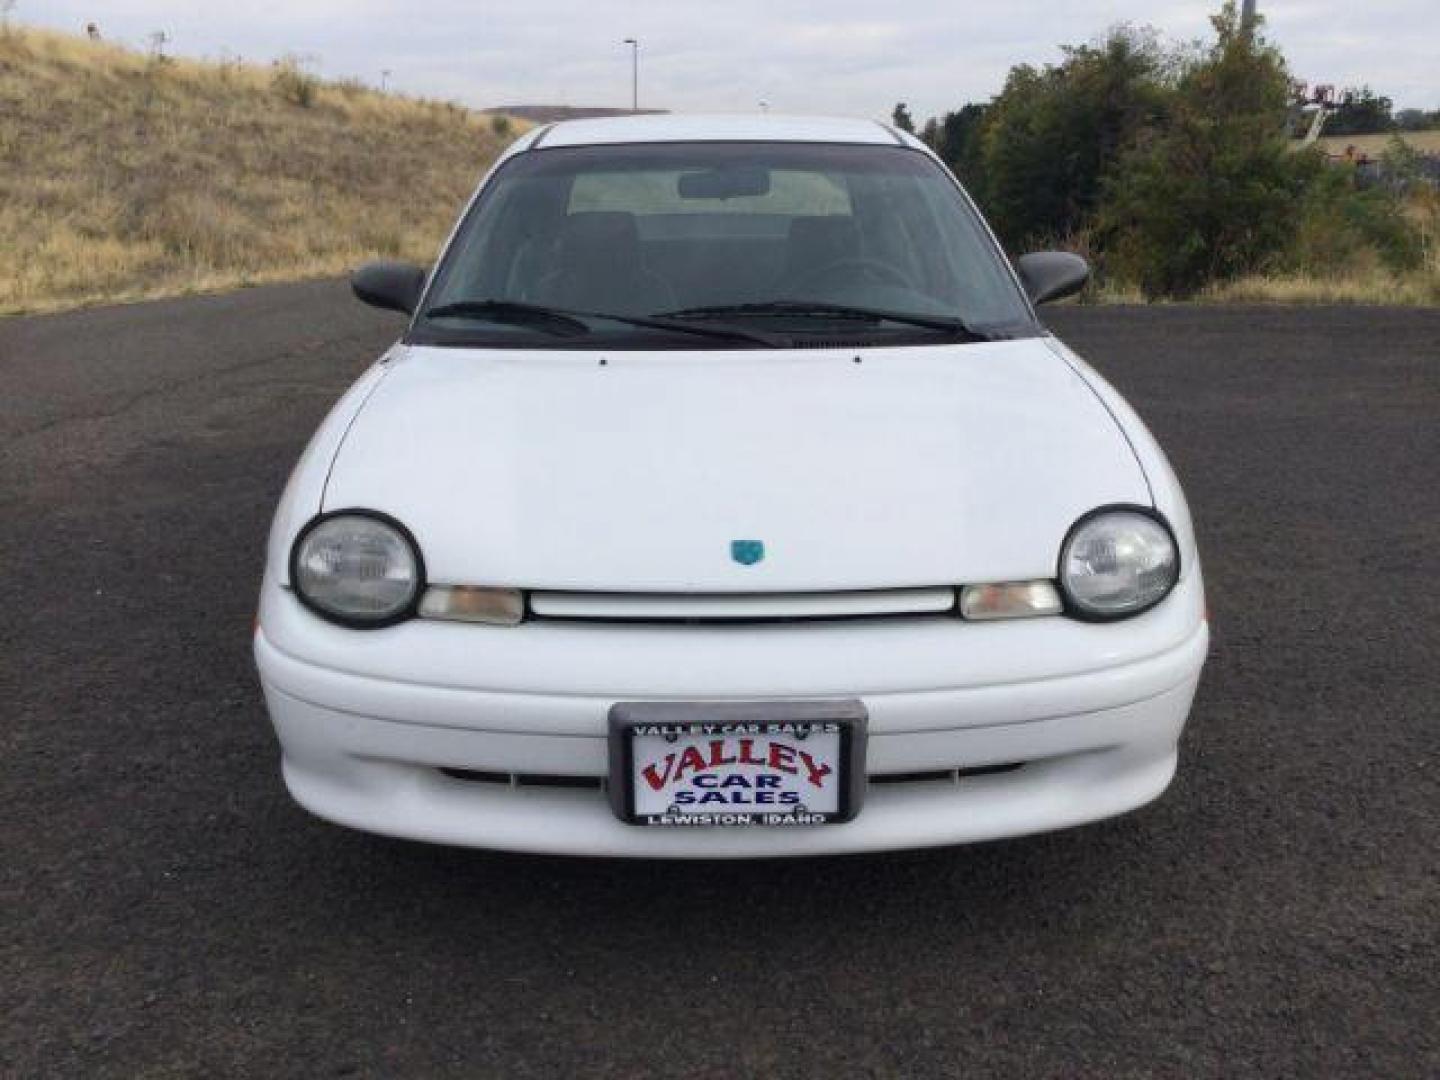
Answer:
[{"left": 21, "top": 1, "right": 1440, "bottom": 119}]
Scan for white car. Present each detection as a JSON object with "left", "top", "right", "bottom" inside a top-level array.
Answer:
[{"left": 255, "top": 114, "right": 1208, "bottom": 857}]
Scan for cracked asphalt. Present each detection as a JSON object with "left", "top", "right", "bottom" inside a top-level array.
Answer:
[{"left": 2, "top": 283, "right": 1437, "bottom": 1078}]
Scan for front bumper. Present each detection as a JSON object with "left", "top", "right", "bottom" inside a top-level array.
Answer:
[{"left": 255, "top": 579, "right": 1207, "bottom": 857}]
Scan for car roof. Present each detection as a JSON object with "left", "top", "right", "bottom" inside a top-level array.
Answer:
[{"left": 522, "top": 113, "right": 919, "bottom": 150}]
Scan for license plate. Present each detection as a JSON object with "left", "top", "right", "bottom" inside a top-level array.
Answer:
[{"left": 608, "top": 701, "right": 867, "bottom": 826}]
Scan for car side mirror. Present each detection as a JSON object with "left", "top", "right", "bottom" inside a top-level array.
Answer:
[
  {"left": 351, "top": 261, "right": 427, "bottom": 315},
  {"left": 1015, "top": 252, "right": 1090, "bottom": 305}
]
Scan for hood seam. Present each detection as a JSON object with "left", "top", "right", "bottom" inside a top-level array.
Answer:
[
  {"left": 319, "top": 348, "right": 402, "bottom": 511},
  {"left": 1041, "top": 335, "right": 1156, "bottom": 508}
]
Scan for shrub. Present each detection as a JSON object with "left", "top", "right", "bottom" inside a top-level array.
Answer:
[
  {"left": 490, "top": 114, "right": 512, "bottom": 140},
  {"left": 1096, "top": 3, "right": 1306, "bottom": 297},
  {"left": 1286, "top": 156, "right": 1422, "bottom": 275},
  {"left": 1380, "top": 135, "right": 1440, "bottom": 276},
  {"left": 971, "top": 27, "right": 1169, "bottom": 250},
  {"left": 271, "top": 55, "right": 318, "bottom": 108},
  {"left": 332, "top": 77, "right": 368, "bottom": 100}
]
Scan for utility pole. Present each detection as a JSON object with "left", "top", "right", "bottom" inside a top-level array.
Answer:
[
  {"left": 622, "top": 38, "right": 638, "bottom": 111},
  {"left": 1241, "top": 0, "right": 1258, "bottom": 37}
]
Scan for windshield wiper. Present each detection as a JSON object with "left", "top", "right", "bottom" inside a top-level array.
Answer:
[
  {"left": 423, "top": 299, "right": 591, "bottom": 336},
  {"left": 659, "top": 300, "right": 992, "bottom": 341},
  {"left": 424, "top": 298, "right": 787, "bottom": 347}
]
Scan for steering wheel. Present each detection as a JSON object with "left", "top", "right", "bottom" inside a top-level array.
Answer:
[{"left": 787, "top": 256, "right": 914, "bottom": 294}]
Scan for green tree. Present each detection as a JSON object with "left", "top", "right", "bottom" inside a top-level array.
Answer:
[
  {"left": 1325, "top": 86, "right": 1395, "bottom": 136},
  {"left": 1394, "top": 108, "right": 1440, "bottom": 132},
  {"left": 1098, "top": 2, "right": 1306, "bottom": 297},
  {"left": 891, "top": 102, "right": 915, "bottom": 133},
  {"left": 974, "top": 26, "right": 1168, "bottom": 249},
  {"left": 931, "top": 103, "right": 989, "bottom": 190}
]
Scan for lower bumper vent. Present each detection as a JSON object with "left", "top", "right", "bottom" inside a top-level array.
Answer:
[
  {"left": 438, "top": 762, "right": 1026, "bottom": 790},
  {"left": 439, "top": 768, "right": 605, "bottom": 790},
  {"left": 869, "top": 763, "right": 1025, "bottom": 784}
]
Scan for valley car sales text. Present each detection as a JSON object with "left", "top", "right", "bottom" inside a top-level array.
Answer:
[{"left": 632, "top": 722, "right": 838, "bottom": 820}]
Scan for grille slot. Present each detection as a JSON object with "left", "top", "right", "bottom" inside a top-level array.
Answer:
[
  {"left": 870, "top": 763, "right": 1024, "bottom": 785},
  {"left": 438, "top": 768, "right": 510, "bottom": 784},
  {"left": 439, "top": 764, "right": 1024, "bottom": 790},
  {"left": 529, "top": 587, "right": 956, "bottom": 622},
  {"left": 440, "top": 768, "right": 604, "bottom": 790}
]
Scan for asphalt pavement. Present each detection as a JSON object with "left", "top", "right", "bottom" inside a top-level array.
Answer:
[{"left": 2, "top": 284, "right": 1437, "bottom": 1078}]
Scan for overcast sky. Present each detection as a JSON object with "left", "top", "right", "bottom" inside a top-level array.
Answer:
[{"left": 24, "top": 1, "right": 1440, "bottom": 118}]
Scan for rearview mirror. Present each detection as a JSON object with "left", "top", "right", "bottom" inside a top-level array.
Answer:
[
  {"left": 677, "top": 166, "right": 771, "bottom": 200},
  {"left": 1015, "top": 252, "right": 1090, "bottom": 305},
  {"left": 351, "top": 261, "right": 427, "bottom": 315}
]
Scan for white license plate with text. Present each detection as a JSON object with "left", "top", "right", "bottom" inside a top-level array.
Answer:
[{"left": 608, "top": 702, "right": 866, "bottom": 826}]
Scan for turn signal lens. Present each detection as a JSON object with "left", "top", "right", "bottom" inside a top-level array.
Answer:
[
  {"left": 420, "top": 586, "right": 525, "bottom": 626},
  {"left": 959, "top": 580, "right": 1062, "bottom": 620}
]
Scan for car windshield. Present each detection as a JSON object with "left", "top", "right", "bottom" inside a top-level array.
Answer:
[{"left": 414, "top": 141, "right": 1037, "bottom": 348}]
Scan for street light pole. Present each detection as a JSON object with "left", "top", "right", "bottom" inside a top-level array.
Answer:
[{"left": 622, "top": 38, "right": 638, "bottom": 111}]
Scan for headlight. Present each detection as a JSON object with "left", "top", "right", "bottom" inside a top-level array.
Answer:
[
  {"left": 290, "top": 511, "right": 423, "bottom": 627},
  {"left": 1058, "top": 507, "right": 1178, "bottom": 620}
]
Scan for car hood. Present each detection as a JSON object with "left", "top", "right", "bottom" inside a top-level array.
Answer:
[{"left": 323, "top": 340, "right": 1150, "bottom": 591}]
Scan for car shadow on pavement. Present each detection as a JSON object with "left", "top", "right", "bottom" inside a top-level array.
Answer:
[{"left": 288, "top": 809, "right": 1170, "bottom": 944}]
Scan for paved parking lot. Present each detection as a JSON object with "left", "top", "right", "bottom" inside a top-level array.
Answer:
[{"left": 3, "top": 285, "right": 1436, "bottom": 1077}]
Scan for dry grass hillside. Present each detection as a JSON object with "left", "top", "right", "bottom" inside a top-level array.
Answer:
[
  {"left": 0, "top": 26, "right": 519, "bottom": 315},
  {"left": 1313, "top": 130, "right": 1440, "bottom": 157}
]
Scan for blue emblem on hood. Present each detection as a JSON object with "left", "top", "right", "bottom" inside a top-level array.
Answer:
[{"left": 731, "top": 540, "right": 765, "bottom": 566}]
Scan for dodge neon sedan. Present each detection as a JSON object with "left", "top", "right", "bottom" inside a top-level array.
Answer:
[{"left": 254, "top": 114, "right": 1208, "bottom": 857}]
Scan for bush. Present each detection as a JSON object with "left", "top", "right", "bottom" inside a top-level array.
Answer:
[
  {"left": 271, "top": 55, "right": 318, "bottom": 108},
  {"left": 490, "top": 114, "right": 512, "bottom": 140},
  {"left": 912, "top": 1, "right": 1434, "bottom": 301},
  {"left": 973, "top": 27, "right": 1169, "bottom": 250},
  {"left": 1096, "top": 3, "right": 1307, "bottom": 297},
  {"left": 332, "top": 77, "right": 368, "bottom": 100},
  {"left": 1286, "top": 155, "right": 1422, "bottom": 276}
]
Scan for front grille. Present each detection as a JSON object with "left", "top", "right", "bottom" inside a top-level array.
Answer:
[{"left": 528, "top": 587, "right": 956, "bottom": 622}]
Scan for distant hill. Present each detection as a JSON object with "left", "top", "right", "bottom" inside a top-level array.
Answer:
[
  {"left": 482, "top": 105, "right": 668, "bottom": 123},
  {"left": 0, "top": 26, "right": 522, "bottom": 315}
]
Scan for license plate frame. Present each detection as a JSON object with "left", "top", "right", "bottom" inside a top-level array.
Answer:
[{"left": 608, "top": 700, "right": 867, "bottom": 826}]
